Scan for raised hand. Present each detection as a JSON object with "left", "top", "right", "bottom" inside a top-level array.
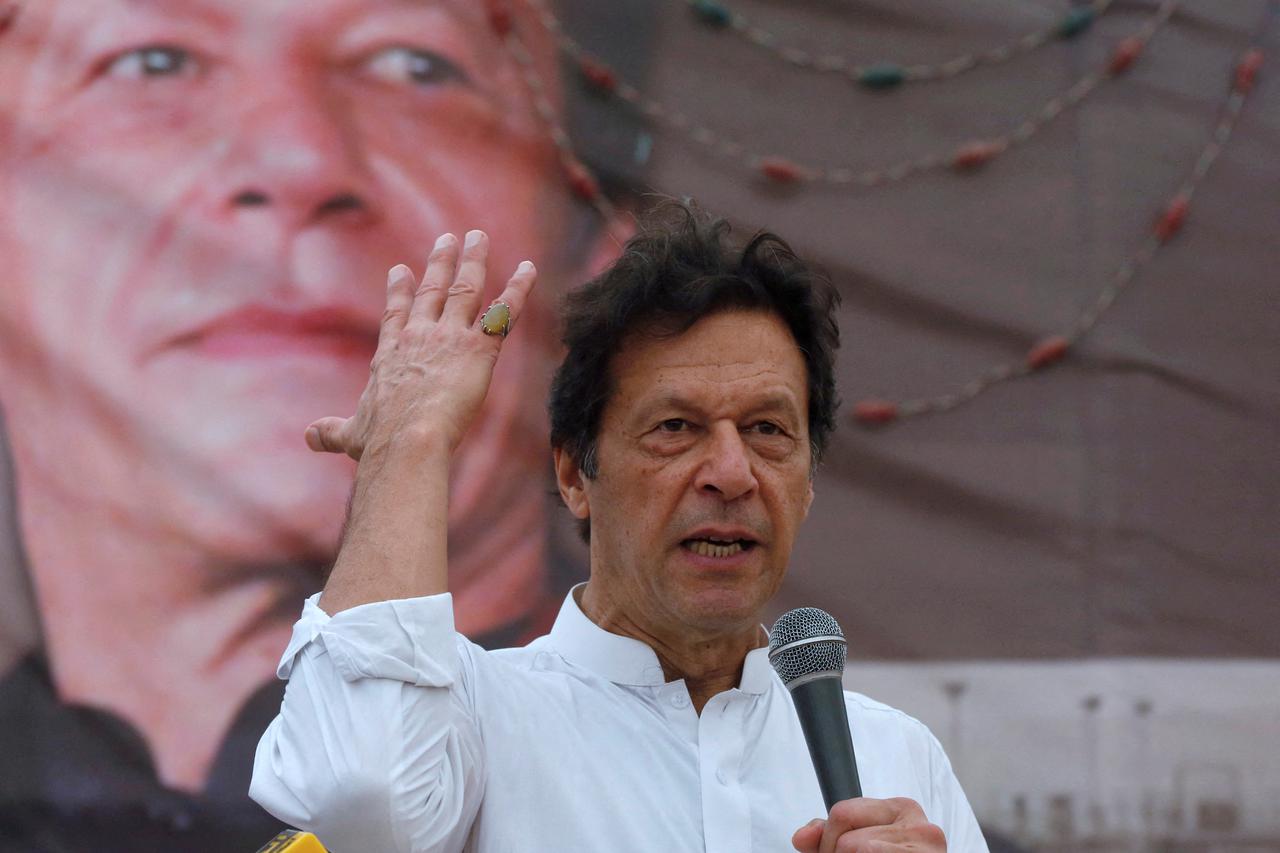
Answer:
[
  {"left": 306, "top": 229, "right": 536, "bottom": 462},
  {"left": 792, "top": 797, "right": 946, "bottom": 853},
  {"left": 311, "top": 230, "right": 537, "bottom": 614}
]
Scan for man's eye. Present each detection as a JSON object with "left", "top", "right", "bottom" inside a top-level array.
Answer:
[
  {"left": 363, "top": 46, "right": 469, "bottom": 88},
  {"left": 659, "top": 419, "right": 688, "bottom": 432},
  {"left": 752, "top": 422, "right": 783, "bottom": 436},
  {"left": 105, "top": 46, "right": 197, "bottom": 80}
]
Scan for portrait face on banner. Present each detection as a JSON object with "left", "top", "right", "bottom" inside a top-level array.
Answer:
[
  {"left": 0, "top": 0, "right": 612, "bottom": 636},
  {"left": 0, "top": 3, "right": 631, "bottom": 842}
]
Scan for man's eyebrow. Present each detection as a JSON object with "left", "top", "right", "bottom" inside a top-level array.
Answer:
[
  {"left": 741, "top": 393, "right": 805, "bottom": 421},
  {"left": 634, "top": 394, "right": 695, "bottom": 417}
]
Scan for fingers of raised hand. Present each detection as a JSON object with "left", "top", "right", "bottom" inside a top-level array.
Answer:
[
  {"left": 440, "top": 229, "right": 490, "bottom": 326},
  {"left": 306, "top": 416, "right": 359, "bottom": 460},
  {"left": 407, "top": 233, "right": 460, "bottom": 327},
  {"left": 376, "top": 264, "right": 417, "bottom": 357},
  {"left": 476, "top": 259, "right": 537, "bottom": 340}
]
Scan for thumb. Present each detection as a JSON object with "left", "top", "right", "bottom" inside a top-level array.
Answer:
[
  {"left": 792, "top": 818, "right": 824, "bottom": 852},
  {"left": 305, "top": 417, "right": 351, "bottom": 455}
]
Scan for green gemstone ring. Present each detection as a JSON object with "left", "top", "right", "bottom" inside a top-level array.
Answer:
[{"left": 480, "top": 301, "right": 512, "bottom": 338}]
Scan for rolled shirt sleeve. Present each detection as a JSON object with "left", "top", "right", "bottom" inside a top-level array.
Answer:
[{"left": 250, "top": 593, "right": 485, "bottom": 853}]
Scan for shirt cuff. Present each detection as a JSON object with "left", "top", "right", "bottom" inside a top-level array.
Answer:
[{"left": 276, "top": 592, "right": 459, "bottom": 688}]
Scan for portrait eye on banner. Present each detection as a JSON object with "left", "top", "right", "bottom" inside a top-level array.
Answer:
[{"left": 0, "top": 1, "right": 1277, "bottom": 851}]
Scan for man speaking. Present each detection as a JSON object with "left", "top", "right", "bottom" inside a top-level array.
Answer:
[{"left": 250, "top": 206, "right": 987, "bottom": 851}]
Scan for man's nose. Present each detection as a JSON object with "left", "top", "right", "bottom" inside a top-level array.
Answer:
[
  {"left": 694, "top": 424, "right": 759, "bottom": 503},
  {"left": 212, "top": 79, "right": 376, "bottom": 230}
]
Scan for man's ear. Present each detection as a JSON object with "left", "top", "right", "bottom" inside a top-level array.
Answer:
[
  {"left": 803, "top": 478, "right": 814, "bottom": 519},
  {"left": 553, "top": 446, "right": 591, "bottom": 522}
]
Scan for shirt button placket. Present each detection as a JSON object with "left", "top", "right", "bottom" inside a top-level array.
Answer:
[
  {"left": 658, "top": 682, "right": 697, "bottom": 745},
  {"left": 699, "top": 693, "right": 750, "bottom": 853}
]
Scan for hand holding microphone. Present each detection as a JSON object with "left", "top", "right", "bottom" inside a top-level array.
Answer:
[{"left": 770, "top": 608, "right": 947, "bottom": 852}]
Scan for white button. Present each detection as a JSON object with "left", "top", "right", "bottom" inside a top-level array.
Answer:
[
  {"left": 716, "top": 768, "right": 729, "bottom": 785},
  {"left": 670, "top": 693, "right": 689, "bottom": 709}
]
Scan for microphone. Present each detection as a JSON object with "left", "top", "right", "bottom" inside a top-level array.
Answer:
[
  {"left": 769, "top": 607, "right": 862, "bottom": 810},
  {"left": 255, "top": 829, "right": 330, "bottom": 852}
]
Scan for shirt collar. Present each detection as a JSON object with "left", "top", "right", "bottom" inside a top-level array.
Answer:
[{"left": 546, "top": 584, "right": 775, "bottom": 695}]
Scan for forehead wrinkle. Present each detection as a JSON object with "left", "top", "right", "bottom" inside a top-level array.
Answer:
[
  {"left": 650, "top": 360, "right": 795, "bottom": 392},
  {"left": 609, "top": 309, "right": 809, "bottom": 422},
  {"left": 620, "top": 357, "right": 805, "bottom": 406},
  {"left": 631, "top": 375, "right": 803, "bottom": 423},
  {"left": 644, "top": 362, "right": 786, "bottom": 391},
  {"left": 649, "top": 389, "right": 802, "bottom": 414}
]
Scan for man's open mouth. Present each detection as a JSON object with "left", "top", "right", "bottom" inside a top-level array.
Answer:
[{"left": 682, "top": 537, "right": 757, "bottom": 558}]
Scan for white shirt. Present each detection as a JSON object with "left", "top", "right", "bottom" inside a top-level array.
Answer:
[{"left": 250, "top": 590, "right": 988, "bottom": 852}]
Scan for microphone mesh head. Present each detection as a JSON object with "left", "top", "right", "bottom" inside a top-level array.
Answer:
[{"left": 768, "top": 607, "right": 847, "bottom": 686}]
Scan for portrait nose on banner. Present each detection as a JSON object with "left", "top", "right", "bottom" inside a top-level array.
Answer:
[{"left": 206, "top": 81, "right": 375, "bottom": 236}]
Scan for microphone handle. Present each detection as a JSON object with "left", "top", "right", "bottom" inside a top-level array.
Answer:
[{"left": 790, "top": 675, "right": 862, "bottom": 810}]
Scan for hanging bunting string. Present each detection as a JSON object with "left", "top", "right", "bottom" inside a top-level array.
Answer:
[
  {"left": 684, "top": 0, "right": 1113, "bottom": 88},
  {"left": 497, "top": 0, "right": 1271, "bottom": 428},
  {"left": 852, "top": 42, "right": 1269, "bottom": 426},
  {"left": 494, "top": 3, "right": 628, "bottom": 242},
  {"left": 531, "top": 0, "right": 1177, "bottom": 188}
]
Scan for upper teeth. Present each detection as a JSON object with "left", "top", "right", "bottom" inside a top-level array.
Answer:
[{"left": 689, "top": 539, "right": 743, "bottom": 558}]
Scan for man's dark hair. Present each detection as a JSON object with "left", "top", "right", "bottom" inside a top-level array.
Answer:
[{"left": 549, "top": 201, "right": 841, "bottom": 537}]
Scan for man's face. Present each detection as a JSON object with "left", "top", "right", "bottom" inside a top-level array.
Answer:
[
  {"left": 0, "top": 0, "right": 582, "bottom": 560},
  {"left": 577, "top": 309, "right": 815, "bottom": 637}
]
